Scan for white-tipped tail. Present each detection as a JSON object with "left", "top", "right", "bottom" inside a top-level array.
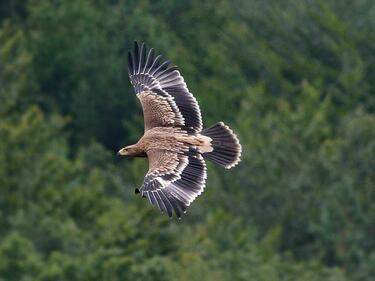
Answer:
[{"left": 201, "top": 122, "right": 242, "bottom": 169}]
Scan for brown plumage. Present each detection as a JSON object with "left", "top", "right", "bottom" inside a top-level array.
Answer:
[{"left": 118, "top": 42, "right": 242, "bottom": 218}]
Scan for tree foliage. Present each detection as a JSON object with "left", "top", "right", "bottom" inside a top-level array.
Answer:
[{"left": 0, "top": 0, "right": 374, "bottom": 280}]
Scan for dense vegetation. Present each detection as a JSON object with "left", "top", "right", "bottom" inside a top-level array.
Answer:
[{"left": 0, "top": 0, "right": 374, "bottom": 280}]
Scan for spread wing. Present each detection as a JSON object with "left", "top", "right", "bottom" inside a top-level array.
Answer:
[
  {"left": 138, "top": 148, "right": 207, "bottom": 218},
  {"left": 128, "top": 42, "right": 203, "bottom": 133}
]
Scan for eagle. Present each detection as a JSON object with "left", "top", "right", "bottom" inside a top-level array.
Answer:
[{"left": 118, "top": 42, "right": 242, "bottom": 218}]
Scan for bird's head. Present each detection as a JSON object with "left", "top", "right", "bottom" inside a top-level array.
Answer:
[
  {"left": 117, "top": 144, "right": 145, "bottom": 157},
  {"left": 117, "top": 145, "right": 133, "bottom": 156}
]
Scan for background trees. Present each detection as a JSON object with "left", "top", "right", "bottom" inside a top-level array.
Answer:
[{"left": 0, "top": 0, "right": 373, "bottom": 280}]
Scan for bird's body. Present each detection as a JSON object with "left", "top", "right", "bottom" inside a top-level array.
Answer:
[
  {"left": 118, "top": 42, "right": 242, "bottom": 217},
  {"left": 121, "top": 127, "right": 213, "bottom": 157}
]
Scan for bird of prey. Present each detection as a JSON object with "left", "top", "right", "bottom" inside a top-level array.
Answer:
[{"left": 118, "top": 42, "right": 242, "bottom": 218}]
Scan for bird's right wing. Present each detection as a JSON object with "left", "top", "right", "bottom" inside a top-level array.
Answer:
[
  {"left": 128, "top": 42, "right": 203, "bottom": 133},
  {"left": 138, "top": 148, "right": 207, "bottom": 218}
]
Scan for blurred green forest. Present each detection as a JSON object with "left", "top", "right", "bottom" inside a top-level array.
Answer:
[{"left": 0, "top": 0, "right": 374, "bottom": 280}]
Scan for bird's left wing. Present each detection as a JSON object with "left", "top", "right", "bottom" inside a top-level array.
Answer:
[
  {"left": 138, "top": 148, "right": 207, "bottom": 218},
  {"left": 128, "top": 42, "right": 203, "bottom": 133}
]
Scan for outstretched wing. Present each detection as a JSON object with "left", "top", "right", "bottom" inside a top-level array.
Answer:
[
  {"left": 138, "top": 148, "right": 207, "bottom": 218},
  {"left": 128, "top": 42, "right": 203, "bottom": 133}
]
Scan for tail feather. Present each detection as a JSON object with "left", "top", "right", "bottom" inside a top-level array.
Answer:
[{"left": 201, "top": 122, "right": 242, "bottom": 169}]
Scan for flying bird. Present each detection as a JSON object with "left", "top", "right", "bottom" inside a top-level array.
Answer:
[{"left": 118, "top": 42, "right": 242, "bottom": 218}]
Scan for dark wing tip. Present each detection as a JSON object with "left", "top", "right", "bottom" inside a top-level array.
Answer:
[
  {"left": 133, "top": 42, "right": 139, "bottom": 72},
  {"left": 139, "top": 43, "right": 146, "bottom": 72},
  {"left": 131, "top": 41, "right": 149, "bottom": 75},
  {"left": 128, "top": 51, "right": 133, "bottom": 74}
]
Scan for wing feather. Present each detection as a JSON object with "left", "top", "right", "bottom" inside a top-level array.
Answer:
[
  {"left": 139, "top": 148, "right": 207, "bottom": 218},
  {"left": 128, "top": 42, "right": 203, "bottom": 132}
]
